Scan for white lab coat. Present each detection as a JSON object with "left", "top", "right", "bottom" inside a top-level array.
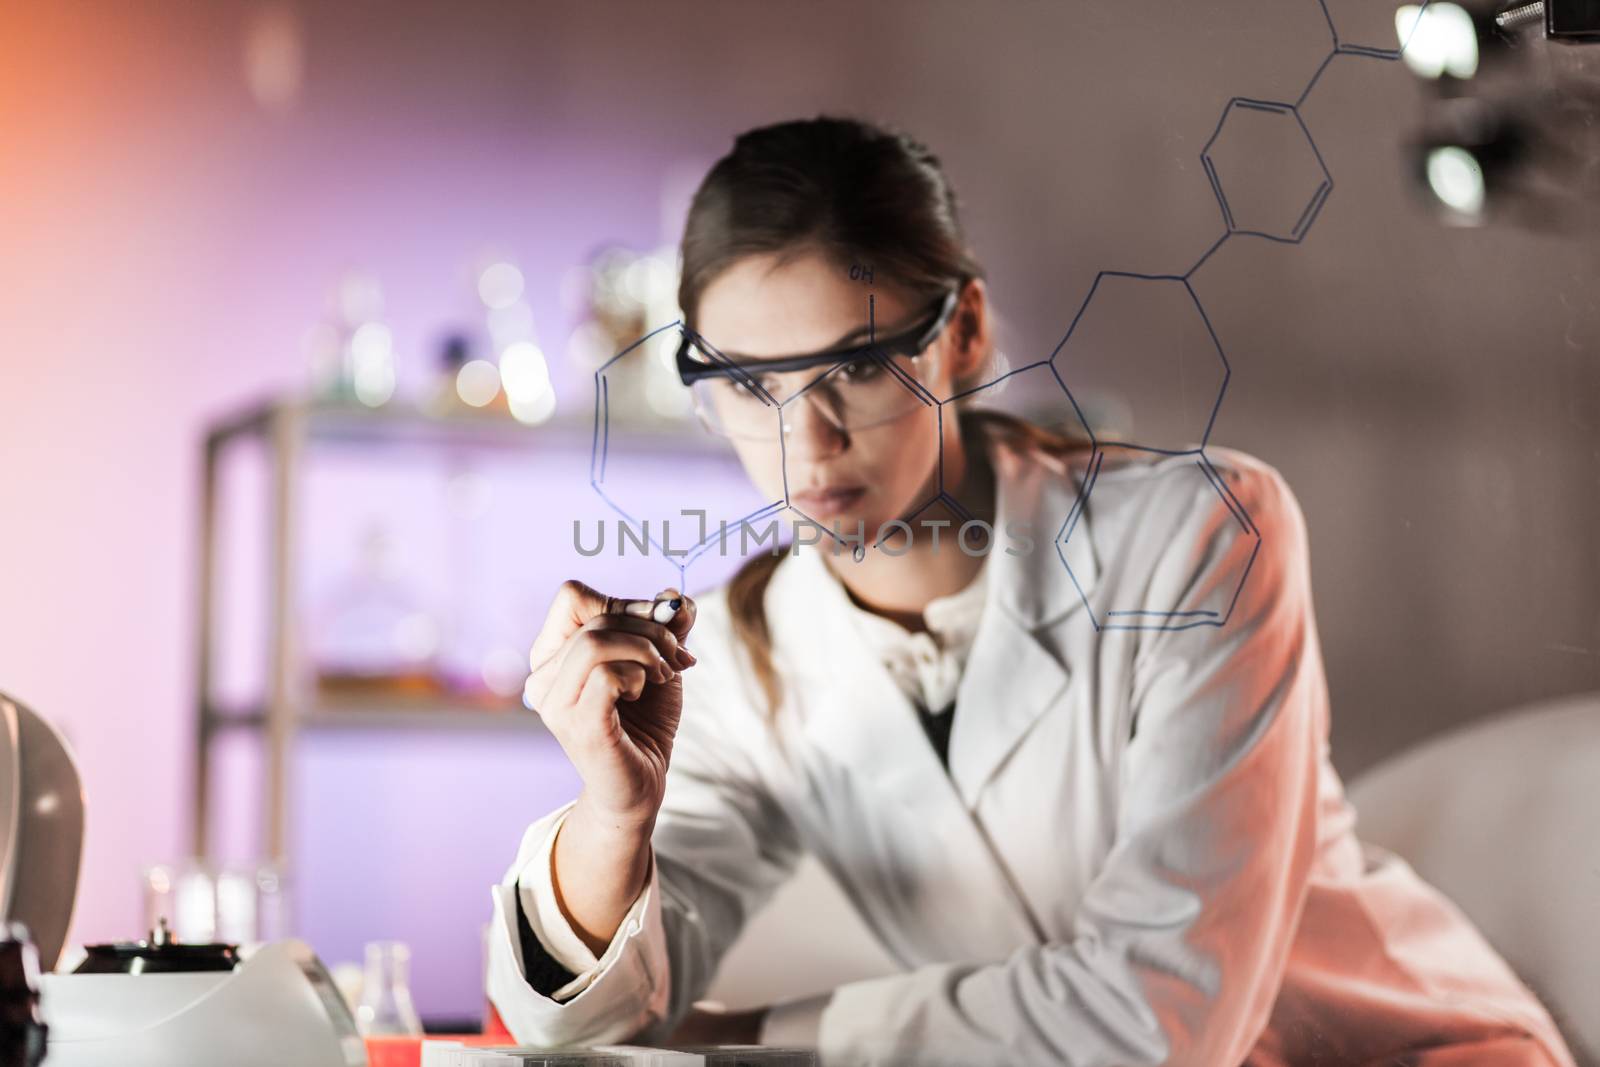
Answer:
[{"left": 486, "top": 433, "right": 1576, "bottom": 1067}]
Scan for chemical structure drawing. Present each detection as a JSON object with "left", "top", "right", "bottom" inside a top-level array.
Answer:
[
  {"left": 1202, "top": 99, "right": 1333, "bottom": 244},
  {"left": 589, "top": 320, "right": 789, "bottom": 590},
  {"left": 587, "top": 0, "right": 1431, "bottom": 628},
  {"left": 778, "top": 292, "right": 979, "bottom": 563},
  {"left": 1054, "top": 449, "right": 1265, "bottom": 634},
  {"left": 1048, "top": 271, "right": 1230, "bottom": 456}
]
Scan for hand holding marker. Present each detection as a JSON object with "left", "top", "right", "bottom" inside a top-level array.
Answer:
[
  {"left": 616, "top": 592, "right": 685, "bottom": 627},
  {"left": 523, "top": 582, "right": 698, "bottom": 831}
]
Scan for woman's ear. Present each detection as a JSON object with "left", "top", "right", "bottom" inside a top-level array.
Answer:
[{"left": 948, "top": 276, "right": 992, "bottom": 387}]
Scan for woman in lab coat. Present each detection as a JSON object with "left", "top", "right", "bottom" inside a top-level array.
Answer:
[{"left": 486, "top": 117, "right": 1577, "bottom": 1066}]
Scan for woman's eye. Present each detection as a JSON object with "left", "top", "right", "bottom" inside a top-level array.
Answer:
[
  {"left": 720, "top": 374, "right": 772, "bottom": 401},
  {"left": 839, "top": 357, "right": 884, "bottom": 383}
]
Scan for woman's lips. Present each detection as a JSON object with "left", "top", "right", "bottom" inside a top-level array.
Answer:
[{"left": 791, "top": 486, "right": 865, "bottom": 517}]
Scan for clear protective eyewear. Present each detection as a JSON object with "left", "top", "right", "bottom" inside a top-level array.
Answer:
[{"left": 675, "top": 288, "right": 960, "bottom": 442}]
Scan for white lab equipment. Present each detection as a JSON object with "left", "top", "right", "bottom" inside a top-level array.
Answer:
[
  {"left": 0, "top": 691, "right": 369, "bottom": 1067},
  {"left": 38, "top": 933, "right": 366, "bottom": 1067}
]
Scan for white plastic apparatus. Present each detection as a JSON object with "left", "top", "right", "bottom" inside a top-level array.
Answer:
[
  {"left": 0, "top": 691, "right": 366, "bottom": 1067},
  {"left": 39, "top": 936, "right": 367, "bottom": 1067}
]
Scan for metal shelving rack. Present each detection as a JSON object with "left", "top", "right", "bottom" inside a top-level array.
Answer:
[{"left": 191, "top": 394, "right": 725, "bottom": 866}]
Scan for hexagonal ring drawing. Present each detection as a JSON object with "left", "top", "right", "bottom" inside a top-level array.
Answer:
[
  {"left": 779, "top": 295, "right": 965, "bottom": 560},
  {"left": 591, "top": 320, "right": 788, "bottom": 587},
  {"left": 1048, "top": 271, "right": 1230, "bottom": 456},
  {"left": 590, "top": 294, "right": 987, "bottom": 582},
  {"left": 1055, "top": 449, "right": 1263, "bottom": 632},
  {"left": 1201, "top": 97, "right": 1333, "bottom": 243}
]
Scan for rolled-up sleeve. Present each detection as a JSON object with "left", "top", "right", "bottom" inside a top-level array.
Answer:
[
  {"left": 812, "top": 462, "right": 1326, "bottom": 1066},
  {"left": 507, "top": 800, "right": 658, "bottom": 1002},
  {"left": 486, "top": 631, "right": 806, "bottom": 1048},
  {"left": 486, "top": 799, "right": 672, "bottom": 1045}
]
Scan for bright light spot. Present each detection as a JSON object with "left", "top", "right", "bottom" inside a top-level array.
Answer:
[
  {"left": 478, "top": 262, "right": 525, "bottom": 309},
  {"left": 243, "top": 3, "right": 305, "bottom": 112},
  {"left": 145, "top": 865, "right": 173, "bottom": 895},
  {"left": 1426, "top": 146, "right": 1486, "bottom": 217},
  {"left": 349, "top": 322, "right": 395, "bottom": 406},
  {"left": 487, "top": 301, "right": 536, "bottom": 344},
  {"left": 654, "top": 329, "right": 679, "bottom": 369},
  {"left": 482, "top": 647, "right": 530, "bottom": 698},
  {"left": 622, "top": 253, "right": 678, "bottom": 307},
  {"left": 350, "top": 322, "right": 392, "bottom": 362},
  {"left": 1397, "top": 4, "right": 1478, "bottom": 79},
  {"left": 34, "top": 792, "right": 59, "bottom": 816},
  {"left": 499, "top": 342, "right": 552, "bottom": 403},
  {"left": 509, "top": 387, "right": 557, "bottom": 425},
  {"left": 353, "top": 363, "right": 394, "bottom": 407},
  {"left": 176, "top": 869, "right": 218, "bottom": 943},
  {"left": 566, "top": 321, "right": 612, "bottom": 367},
  {"left": 456, "top": 359, "right": 502, "bottom": 407},
  {"left": 622, "top": 257, "right": 652, "bottom": 305}
]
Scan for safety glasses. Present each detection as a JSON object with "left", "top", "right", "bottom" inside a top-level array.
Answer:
[{"left": 675, "top": 288, "right": 960, "bottom": 441}]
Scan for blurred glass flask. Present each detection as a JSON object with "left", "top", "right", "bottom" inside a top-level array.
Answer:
[
  {"left": 142, "top": 861, "right": 288, "bottom": 945},
  {"left": 356, "top": 940, "right": 423, "bottom": 1037}
]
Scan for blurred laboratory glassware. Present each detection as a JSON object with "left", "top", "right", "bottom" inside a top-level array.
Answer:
[
  {"left": 356, "top": 939, "right": 423, "bottom": 1037},
  {"left": 214, "top": 866, "right": 256, "bottom": 944},
  {"left": 141, "top": 861, "right": 217, "bottom": 943},
  {"left": 311, "top": 522, "right": 445, "bottom": 705},
  {"left": 215, "top": 863, "right": 290, "bottom": 944},
  {"left": 143, "top": 860, "right": 289, "bottom": 944},
  {"left": 252, "top": 863, "right": 291, "bottom": 941},
  {"left": 306, "top": 271, "right": 395, "bottom": 406},
  {"left": 330, "top": 960, "right": 364, "bottom": 1015}
]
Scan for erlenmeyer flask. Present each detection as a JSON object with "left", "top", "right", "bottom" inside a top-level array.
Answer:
[{"left": 355, "top": 939, "right": 423, "bottom": 1037}]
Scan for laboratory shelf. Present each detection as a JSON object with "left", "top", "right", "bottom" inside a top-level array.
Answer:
[{"left": 191, "top": 392, "right": 718, "bottom": 867}]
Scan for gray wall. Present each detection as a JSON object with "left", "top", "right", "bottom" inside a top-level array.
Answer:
[{"left": 399, "top": 0, "right": 1600, "bottom": 775}]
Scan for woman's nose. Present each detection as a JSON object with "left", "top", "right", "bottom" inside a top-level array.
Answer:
[{"left": 781, "top": 389, "right": 848, "bottom": 459}]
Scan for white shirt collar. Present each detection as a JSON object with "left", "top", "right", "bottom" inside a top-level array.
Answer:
[{"left": 821, "top": 550, "right": 992, "bottom": 715}]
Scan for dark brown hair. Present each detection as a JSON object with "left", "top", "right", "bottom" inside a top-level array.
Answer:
[{"left": 678, "top": 115, "right": 1088, "bottom": 721}]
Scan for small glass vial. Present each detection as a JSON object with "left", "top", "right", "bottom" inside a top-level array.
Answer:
[{"left": 355, "top": 939, "right": 423, "bottom": 1037}]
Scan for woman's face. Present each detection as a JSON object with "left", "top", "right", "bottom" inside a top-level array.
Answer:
[{"left": 693, "top": 249, "right": 973, "bottom": 540}]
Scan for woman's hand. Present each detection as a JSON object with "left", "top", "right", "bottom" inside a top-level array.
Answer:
[{"left": 525, "top": 579, "right": 699, "bottom": 832}]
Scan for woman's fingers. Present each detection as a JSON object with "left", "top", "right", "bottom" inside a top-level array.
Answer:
[
  {"left": 578, "top": 661, "right": 650, "bottom": 715},
  {"left": 540, "top": 628, "right": 674, "bottom": 725},
  {"left": 529, "top": 583, "right": 694, "bottom": 673},
  {"left": 528, "top": 579, "right": 614, "bottom": 674},
  {"left": 566, "top": 613, "right": 688, "bottom": 670},
  {"left": 524, "top": 618, "right": 690, "bottom": 715}
]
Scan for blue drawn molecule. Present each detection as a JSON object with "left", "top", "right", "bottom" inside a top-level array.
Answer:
[
  {"left": 591, "top": 321, "right": 788, "bottom": 580},
  {"left": 778, "top": 328, "right": 946, "bottom": 558},
  {"left": 1049, "top": 271, "right": 1228, "bottom": 456},
  {"left": 1201, "top": 98, "right": 1333, "bottom": 243},
  {"left": 1055, "top": 448, "right": 1263, "bottom": 633}
]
